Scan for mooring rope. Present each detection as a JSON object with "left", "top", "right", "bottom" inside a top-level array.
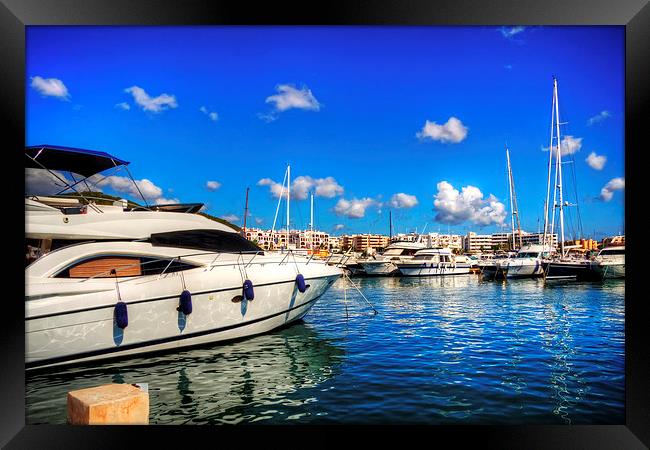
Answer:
[{"left": 342, "top": 272, "right": 378, "bottom": 315}]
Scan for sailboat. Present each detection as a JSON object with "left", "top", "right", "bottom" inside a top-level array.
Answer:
[
  {"left": 540, "top": 78, "right": 590, "bottom": 280},
  {"left": 500, "top": 147, "right": 547, "bottom": 278}
]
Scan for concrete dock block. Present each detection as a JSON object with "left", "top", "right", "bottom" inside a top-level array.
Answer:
[{"left": 67, "top": 383, "right": 149, "bottom": 425}]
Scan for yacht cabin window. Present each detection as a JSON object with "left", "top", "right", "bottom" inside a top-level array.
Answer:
[
  {"left": 56, "top": 256, "right": 198, "bottom": 278},
  {"left": 517, "top": 252, "right": 540, "bottom": 258}
]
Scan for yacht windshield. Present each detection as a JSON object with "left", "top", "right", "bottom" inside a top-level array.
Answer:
[
  {"left": 150, "top": 229, "right": 262, "bottom": 253},
  {"left": 517, "top": 252, "right": 539, "bottom": 258},
  {"left": 601, "top": 248, "right": 625, "bottom": 255}
]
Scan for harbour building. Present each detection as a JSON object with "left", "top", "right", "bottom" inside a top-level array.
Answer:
[
  {"left": 464, "top": 231, "right": 559, "bottom": 252},
  {"left": 341, "top": 234, "right": 390, "bottom": 252},
  {"left": 243, "top": 228, "right": 330, "bottom": 251}
]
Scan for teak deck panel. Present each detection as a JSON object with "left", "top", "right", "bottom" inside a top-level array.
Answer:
[{"left": 68, "top": 257, "right": 142, "bottom": 278}]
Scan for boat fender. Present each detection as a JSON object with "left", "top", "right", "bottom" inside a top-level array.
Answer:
[
  {"left": 177, "top": 289, "right": 192, "bottom": 315},
  {"left": 114, "top": 302, "right": 128, "bottom": 329},
  {"left": 295, "top": 273, "right": 309, "bottom": 293},
  {"left": 243, "top": 279, "right": 254, "bottom": 300}
]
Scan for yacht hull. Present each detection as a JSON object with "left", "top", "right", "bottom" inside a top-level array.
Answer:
[
  {"left": 503, "top": 260, "right": 544, "bottom": 279},
  {"left": 397, "top": 263, "right": 472, "bottom": 277},
  {"left": 359, "top": 261, "right": 398, "bottom": 276},
  {"left": 542, "top": 261, "right": 591, "bottom": 280},
  {"left": 591, "top": 262, "right": 625, "bottom": 279},
  {"left": 26, "top": 270, "right": 340, "bottom": 370}
]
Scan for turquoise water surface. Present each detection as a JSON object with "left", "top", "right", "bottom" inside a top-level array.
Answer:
[{"left": 26, "top": 275, "right": 625, "bottom": 424}]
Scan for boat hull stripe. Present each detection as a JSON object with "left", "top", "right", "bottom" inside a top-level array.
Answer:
[
  {"left": 26, "top": 290, "right": 328, "bottom": 369},
  {"left": 26, "top": 275, "right": 335, "bottom": 320}
]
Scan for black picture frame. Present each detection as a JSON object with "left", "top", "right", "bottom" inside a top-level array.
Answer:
[{"left": 2, "top": 1, "right": 647, "bottom": 447}]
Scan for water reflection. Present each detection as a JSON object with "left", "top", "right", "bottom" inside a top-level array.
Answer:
[
  {"left": 26, "top": 324, "right": 344, "bottom": 425},
  {"left": 26, "top": 276, "right": 625, "bottom": 425}
]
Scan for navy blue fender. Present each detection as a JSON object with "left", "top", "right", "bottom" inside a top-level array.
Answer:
[
  {"left": 295, "top": 273, "right": 308, "bottom": 293},
  {"left": 177, "top": 289, "right": 192, "bottom": 315},
  {"left": 114, "top": 302, "right": 128, "bottom": 329},
  {"left": 243, "top": 279, "right": 254, "bottom": 300}
]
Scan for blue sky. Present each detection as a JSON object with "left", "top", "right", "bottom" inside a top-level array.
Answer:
[{"left": 26, "top": 26, "right": 625, "bottom": 239}]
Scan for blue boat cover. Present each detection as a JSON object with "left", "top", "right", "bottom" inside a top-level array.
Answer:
[{"left": 25, "top": 144, "right": 129, "bottom": 177}]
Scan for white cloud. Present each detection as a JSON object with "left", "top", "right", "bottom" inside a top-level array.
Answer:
[
  {"left": 587, "top": 110, "right": 611, "bottom": 126},
  {"left": 200, "top": 106, "right": 219, "bottom": 121},
  {"left": 334, "top": 197, "right": 379, "bottom": 219},
  {"left": 334, "top": 224, "right": 345, "bottom": 231},
  {"left": 124, "top": 86, "right": 178, "bottom": 113},
  {"left": 205, "top": 180, "right": 221, "bottom": 191},
  {"left": 30, "top": 76, "right": 70, "bottom": 100},
  {"left": 261, "top": 84, "right": 320, "bottom": 121},
  {"left": 559, "top": 135, "right": 582, "bottom": 156},
  {"left": 115, "top": 102, "right": 130, "bottom": 110},
  {"left": 600, "top": 177, "right": 625, "bottom": 202},
  {"left": 92, "top": 175, "right": 163, "bottom": 200},
  {"left": 389, "top": 193, "right": 419, "bottom": 209},
  {"left": 314, "top": 177, "right": 344, "bottom": 198},
  {"left": 545, "top": 135, "right": 583, "bottom": 156},
  {"left": 266, "top": 84, "right": 320, "bottom": 112},
  {"left": 154, "top": 197, "right": 180, "bottom": 205},
  {"left": 254, "top": 217, "right": 264, "bottom": 225},
  {"left": 257, "top": 175, "right": 343, "bottom": 200},
  {"left": 257, "top": 178, "right": 286, "bottom": 199},
  {"left": 25, "top": 168, "right": 81, "bottom": 195},
  {"left": 222, "top": 214, "right": 240, "bottom": 223},
  {"left": 500, "top": 26, "right": 526, "bottom": 39},
  {"left": 433, "top": 181, "right": 506, "bottom": 226},
  {"left": 586, "top": 152, "right": 607, "bottom": 170},
  {"left": 416, "top": 117, "right": 468, "bottom": 144}
]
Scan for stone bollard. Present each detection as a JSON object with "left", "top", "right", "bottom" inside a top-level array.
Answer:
[{"left": 67, "top": 383, "right": 149, "bottom": 425}]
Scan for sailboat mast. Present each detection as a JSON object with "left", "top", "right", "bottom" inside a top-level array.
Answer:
[
  {"left": 287, "top": 164, "right": 291, "bottom": 250},
  {"left": 554, "top": 78, "right": 565, "bottom": 256},
  {"left": 506, "top": 147, "right": 516, "bottom": 250},
  {"left": 509, "top": 150, "right": 523, "bottom": 248},
  {"left": 310, "top": 191, "right": 314, "bottom": 251},
  {"left": 389, "top": 210, "right": 393, "bottom": 240},
  {"left": 543, "top": 80, "right": 556, "bottom": 250}
]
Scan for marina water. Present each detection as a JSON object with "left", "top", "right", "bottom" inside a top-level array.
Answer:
[{"left": 26, "top": 275, "right": 624, "bottom": 425}]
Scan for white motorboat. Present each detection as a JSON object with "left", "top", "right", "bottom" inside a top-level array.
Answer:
[
  {"left": 395, "top": 248, "right": 472, "bottom": 276},
  {"left": 500, "top": 244, "right": 551, "bottom": 279},
  {"left": 25, "top": 145, "right": 342, "bottom": 370},
  {"left": 590, "top": 245, "right": 625, "bottom": 279},
  {"left": 359, "top": 241, "right": 426, "bottom": 276}
]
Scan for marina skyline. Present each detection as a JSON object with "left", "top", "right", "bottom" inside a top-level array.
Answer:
[{"left": 26, "top": 26, "right": 624, "bottom": 240}]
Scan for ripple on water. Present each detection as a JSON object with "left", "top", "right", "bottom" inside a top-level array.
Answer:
[{"left": 26, "top": 275, "right": 624, "bottom": 424}]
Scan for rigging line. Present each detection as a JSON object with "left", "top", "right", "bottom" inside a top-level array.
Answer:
[
  {"left": 270, "top": 167, "right": 288, "bottom": 235},
  {"left": 342, "top": 272, "right": 378, "bottom": 315},
  {"left": 570, "top": 153, "right": 584, "bottom": 238},
  {"left": 124, "top": 165, "right": 152, "bottom": 209},
  {"left": 25, "top": 152, "right": 103, "bottom": 213}
]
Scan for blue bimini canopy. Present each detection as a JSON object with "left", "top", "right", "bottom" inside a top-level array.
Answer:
[{"left": 25, "top": 144, "right": 129, "bottom": 178}]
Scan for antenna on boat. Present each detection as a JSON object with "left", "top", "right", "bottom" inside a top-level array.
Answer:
[{"left": 242, "top": 186, "right": 250, "bottom": 236}]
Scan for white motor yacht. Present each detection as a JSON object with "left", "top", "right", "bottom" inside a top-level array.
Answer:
[
  {"left": 500, "top": 244, "right": 551, "bottom": 279},
  {"left": 590, "top": 245, "right": 625, "bottom": 279},
  {"left": 25, "top": 145, "right": 342, "bottom": 370},
  {"left": 395, "top": 248, "right": 472, "bottom": 276},
  {"left": 359, "top": 241, "right": 426, "bottom": 276}
]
